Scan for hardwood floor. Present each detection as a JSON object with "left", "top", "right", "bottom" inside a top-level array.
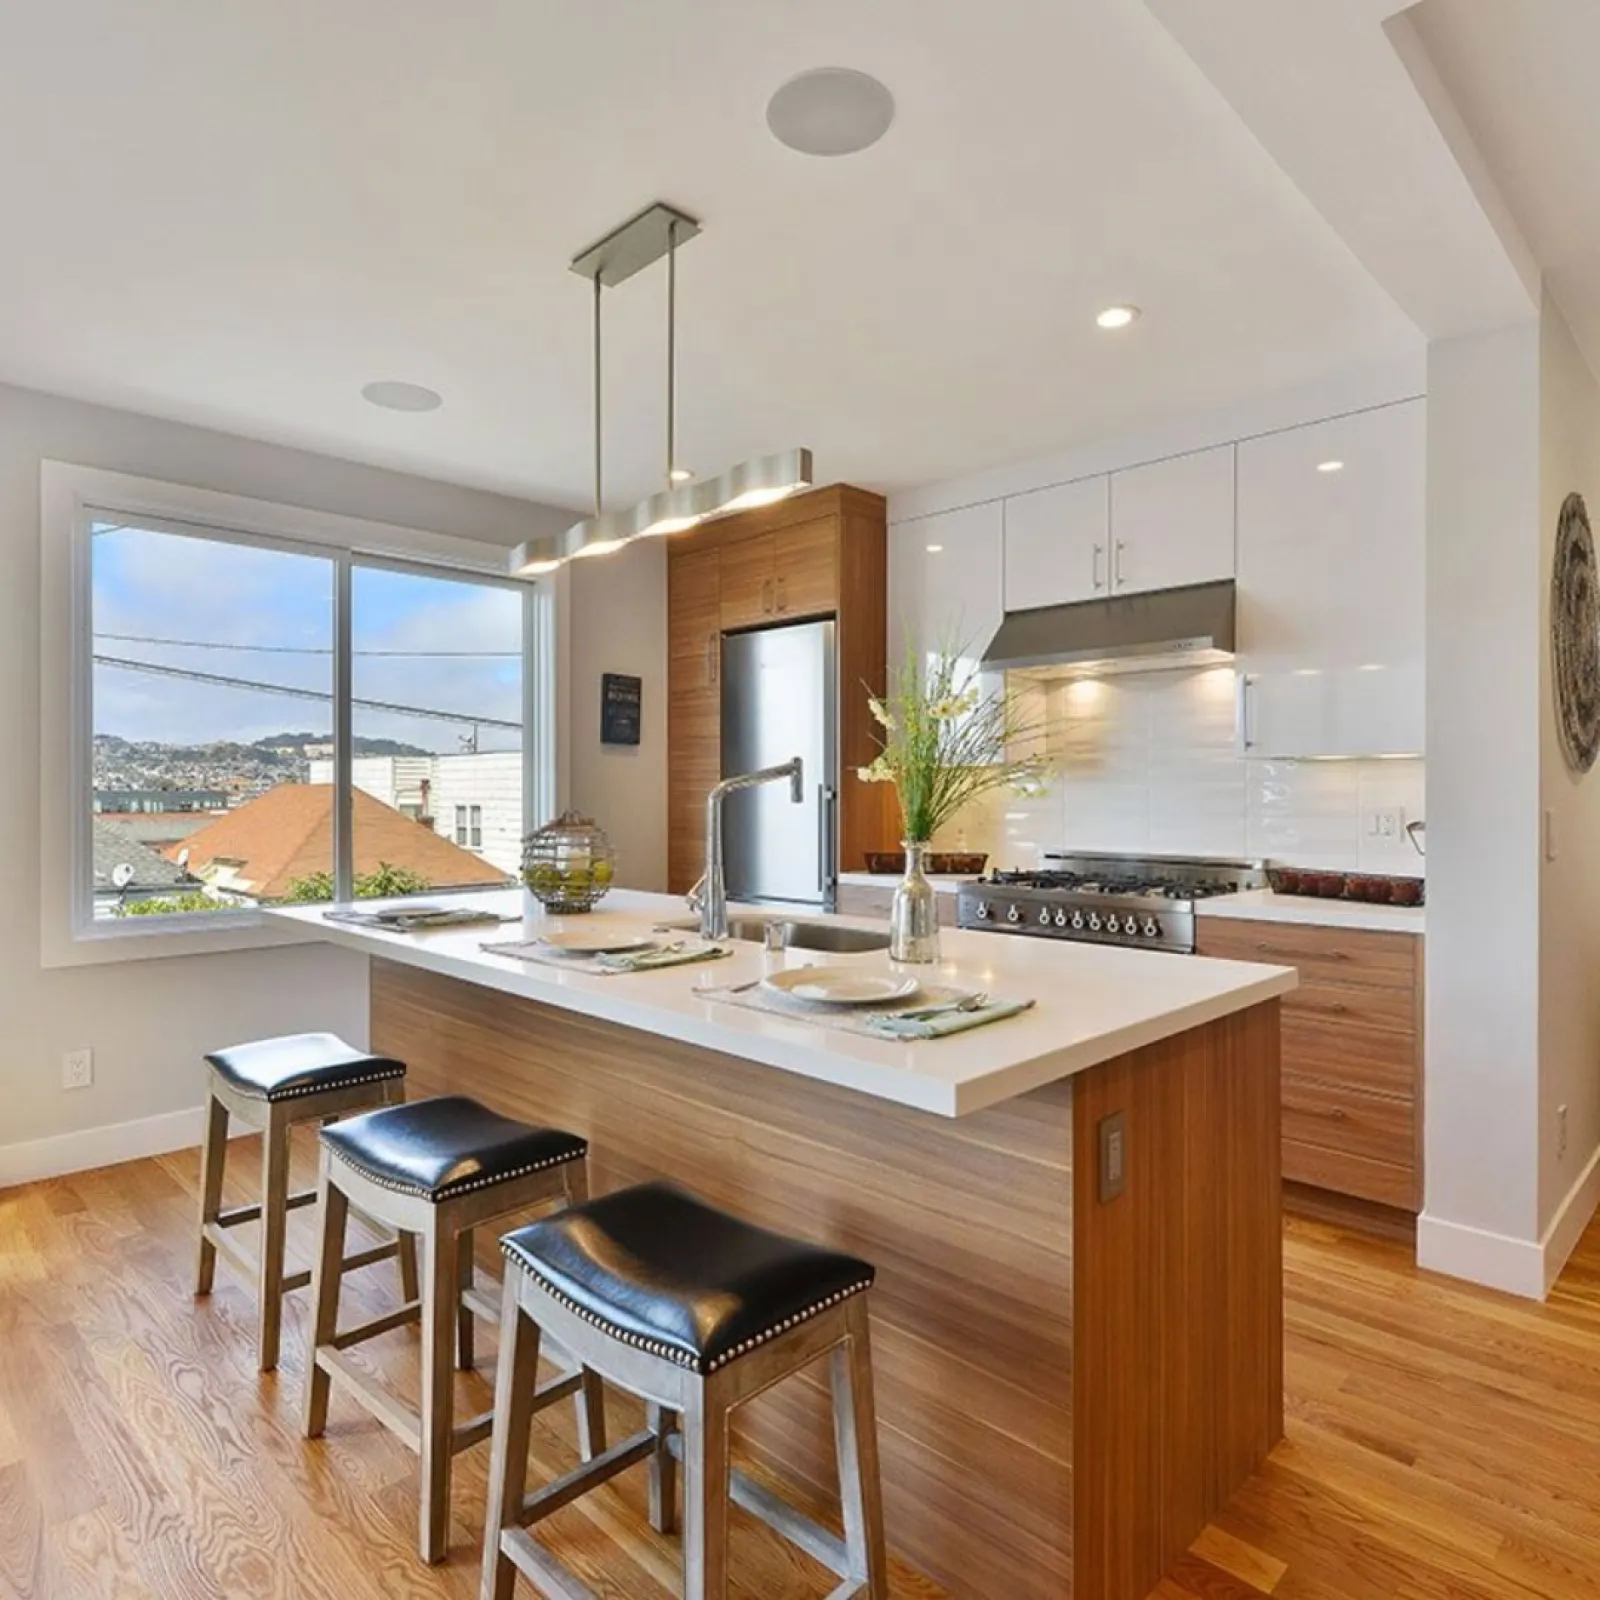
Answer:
[{"left": 3, "top": 1140, "right": 1600, "bottom": 1599}]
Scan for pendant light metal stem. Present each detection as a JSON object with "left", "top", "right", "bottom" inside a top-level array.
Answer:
[
  {"left": 666, "top": 218, "right": 678, "bottom": 483},
  {"left": 592, "top": 269, "right": 603, "bottom": 518}
]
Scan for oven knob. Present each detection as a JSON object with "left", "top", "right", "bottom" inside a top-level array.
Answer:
[
  {"left": 1143, "top": 918, "right": 1160, "bottom": 938},
  {"left": 1006, "top": 904, "right": 1021, "bottom": 924},
  {"left": 1037, "top": 907, "right": 1052, "bottom": 927},
  {"left": 1053, "top": 909, "right": 1069, "bottom": 928},
  {"left": 1105, "top": 914, "right": 1121, "bottom": 934},
  {"left": 1071, "top": 910, "right": 1085, "bottom": 930},
  {"left": 1087, "top": 912, "right": 1102, "bottom": 932},
  {"left": 975, "top": 901, "right": 991, "bottom": 921}
]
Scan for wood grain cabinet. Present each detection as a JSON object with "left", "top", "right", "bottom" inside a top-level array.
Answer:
[
  {"left": 667, "top": 486, "right": 892, "bottom": 894},
  {"left": 1196, "top": 917, "right": 1423, "bottom": 1214}
]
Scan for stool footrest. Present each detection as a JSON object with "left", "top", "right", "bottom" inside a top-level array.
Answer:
[
  {"left": 518, "top": 1428, "right": 657, "bottom": 1528},
  {"left": 215, "top": 1189, "right": 317, "bottom": 1230},
  {"left": 665, "top": 1429, "right": 852, "bottom": 1579},
  {"left": 341, "top": 1239, "right": 403, "bottom": 1274},
  {"left": 330, "top": 1301, "right": 422, "bottom": 1351},
  {"left": 461, "top": 1283, "right": 502, "bottom": 1324},
  {"left": 501, "top": 1527, "right": 599, "bottom": 1600},
  {"left": 452, "top": 1408, "right": 497, "bottom": 1455},
  {"left": 200, "top": 1222, "right": 258, "bottom": 1282},
  {"left": 314, "top": 1348, "right": 422, "bottom": 1453}
]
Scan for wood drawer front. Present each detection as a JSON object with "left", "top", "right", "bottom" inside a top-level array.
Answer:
[
  {"left": 1282, "top": 1137, "right": 1418, "bottom": 1211},
  {"left": 1280, "top": 1013, "right": 1417, "bottom": 1099},
  {"left": 1197, "top": 917, "right": 1418, "bottom": 992},
  {"left": 1281, "top": 1074, "right": 1415, "bottom": 1170},
  {"left": 1282, "top": 977, "right": 1416, "bottom": 1036}
]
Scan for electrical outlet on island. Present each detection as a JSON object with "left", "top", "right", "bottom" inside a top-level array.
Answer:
[{"left": 61, "top": 1047, "right": 93, "bottom": 1091}]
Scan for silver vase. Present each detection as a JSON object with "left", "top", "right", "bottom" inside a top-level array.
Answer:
[{"left": 889, "top": 840, "right": 941, "bottom": 964}]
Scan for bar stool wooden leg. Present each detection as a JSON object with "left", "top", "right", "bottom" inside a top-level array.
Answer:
[
  {"left": 456, "top": 1226, "right": 476, "bottom": 1372},
  {"left": 303, "top": 1155, "right": 349, "bottom": 1439},
  {"left": 646, "top": 1402, "right": 677, "bottom": 1534},
  {"left": 257, "top": 1106, "right": 293, "bottom": 1373},
  {"left": 419, "top": 1220, "right": 460, "bottom": 1564},
  {"left": 682, "top": 1375, "right": 732, "bottom": 1600},
  {"left": 831, "top": 1297, "right": 889, "bottom": 1598},
  {"left": 398, "top": 1231, "right": 420, "bottom": 1302},
  {"left": 481, "top": 1291, "right": 542, "bottom": 1600},
  {"left": 194, "top": 1092, "right": 230, "bottom": 1296}
]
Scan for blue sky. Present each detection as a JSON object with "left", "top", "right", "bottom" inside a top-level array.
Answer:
[{"left": 92, "top": 523, "right": 522, "bottom": 752}]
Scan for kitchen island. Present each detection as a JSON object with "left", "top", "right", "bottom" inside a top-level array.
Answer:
[{"left": 273, "top": 888, "right": 1295, "bottom": 1600}]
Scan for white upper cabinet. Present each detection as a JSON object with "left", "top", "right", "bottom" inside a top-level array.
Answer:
[
  {"left": 1235, "top": 399, "right": 1425, "bottom": 759},
  {"left": 1002, "top": 477, "right": 1110, "bottom": 610},
  {"left": 888, "top": 500, "right": 1004, "bottom": 682},
  {"left": 1107, "top": 444, "right": 1236, "bottom": 596}
]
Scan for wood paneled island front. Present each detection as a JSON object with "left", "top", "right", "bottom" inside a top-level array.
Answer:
[{"left": 276, "top": 890, "right": 1296, "bottom": 1600}]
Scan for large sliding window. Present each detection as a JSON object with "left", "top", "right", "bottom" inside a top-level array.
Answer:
[{"left": 65, "top": 481, "right": 543, "bottom": 943}]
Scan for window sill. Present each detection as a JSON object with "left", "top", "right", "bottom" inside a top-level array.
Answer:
[{"left": 41, "top": 908, "right": 332, "bottom": 970}]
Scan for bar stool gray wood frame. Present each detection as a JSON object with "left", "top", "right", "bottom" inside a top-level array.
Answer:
[
  {"left": 481, "top": 1256, "right": 888, "bottom": 1600},
  {"left": 195, "top": 1059, "right": 414, "bottom": 1373},
  {"left": 303, "top": 1135, "right": 604, "bottom": 1565}
]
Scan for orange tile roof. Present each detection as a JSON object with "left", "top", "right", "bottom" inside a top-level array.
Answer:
[{"left": 166, "top": 784, "right": 509, "bottom": 900}]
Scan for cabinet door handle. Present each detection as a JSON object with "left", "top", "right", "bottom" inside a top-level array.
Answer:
[
  {"left": 1255, "top": 941, "right": 1348, "bottom": 962},
  {"left": 1113, "top": 539, "right": 1126, "bottom": 588},
  {"left": 1237, "top": 675, "right": 1254, "bottom": 749},
  {"left": 707, "top": 632, "right": 719, "bottom": 685},
  {"left": 776, "top": 575, "right": 788, "bottom": 612},
  {"left": 1092, "top": 544, "right": 1104, "bottom": 590}
]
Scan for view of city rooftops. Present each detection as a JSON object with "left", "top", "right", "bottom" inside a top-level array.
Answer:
[{"left": 91, "top": 521, "right": 523, "bottom": 918}]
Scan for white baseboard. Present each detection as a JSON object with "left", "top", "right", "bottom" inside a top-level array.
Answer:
[
  {"left": 1416, "top": 1211, "right": 1547, "bottom": 1299},
  {"left": 1541, "top": 1140, "right": 1600, "bottom": 1294},
  {"left": 0, "top": 1105, "right": 204, "bottom": 1191},
  {"left": 1417, "top": 1140, "right": 1600, "bottom": 1301}
]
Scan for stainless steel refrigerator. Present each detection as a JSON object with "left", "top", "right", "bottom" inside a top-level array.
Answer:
[{"left": 720, "top": 619, "right": 837, "bottom": 909}]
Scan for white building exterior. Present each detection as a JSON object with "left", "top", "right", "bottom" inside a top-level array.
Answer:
[{"left": 309, "top": 753, "right": 523, "bottom": 876}]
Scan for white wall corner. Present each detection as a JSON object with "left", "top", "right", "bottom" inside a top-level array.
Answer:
[
  {"left": 1416, "top": 1210, "right": 1547, "bottom": 1300},
  {"left": 0, "top": 1104, "right": 203, "bottom": 1192},
  {"left": 1540, "top": 1139, "right": 1600, "bottom": 1295}
]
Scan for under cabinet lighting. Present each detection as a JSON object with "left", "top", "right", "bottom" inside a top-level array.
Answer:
[
  {"left": 1096, "top": 305, "right": 1141, "bottom": 330},
  {"left": 925, "top": 543, "right": 944, "bottom": 553},
  {"left": 1317, "top": 460, "right": 1345, "bottom": 473}
]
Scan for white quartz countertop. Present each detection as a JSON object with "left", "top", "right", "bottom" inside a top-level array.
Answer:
[
  {"left": 1196, "top": 889, "right": 1425, "bottom": 935},
  {"left": 836, "top": 872, "right": 975, "bottom": 895},
  {"left": 269, "top": 888, "right": 1296, "bottom": 1119}
]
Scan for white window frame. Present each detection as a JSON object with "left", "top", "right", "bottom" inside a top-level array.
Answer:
[{"left": 41, "top": 461, "right": 555, "bottom": 968}]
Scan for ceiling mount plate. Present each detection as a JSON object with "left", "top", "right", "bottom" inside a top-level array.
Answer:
[{"left": 569, "top": 202, "right": 701, "bottom": 287}]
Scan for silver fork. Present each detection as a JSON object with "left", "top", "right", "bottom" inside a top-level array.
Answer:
[{"left": 897, "top": 991, "right": 989, "bottom": 1021}]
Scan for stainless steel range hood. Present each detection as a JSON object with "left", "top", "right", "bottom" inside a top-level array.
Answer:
[{"left": 981, "top": 579, "right": 1236, "bottom": 674}]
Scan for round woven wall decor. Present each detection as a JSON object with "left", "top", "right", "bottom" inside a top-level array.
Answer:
[{"left": 1552, "top": 491, "right": 1600, "bottom": 774}]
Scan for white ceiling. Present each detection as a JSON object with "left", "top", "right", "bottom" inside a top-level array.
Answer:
[
  {"left": 0, "top": 0, "right": 1421, "bottom": 510},
  {"left": 1409, "top": 0, "right": 1600, "bottom": 372}
]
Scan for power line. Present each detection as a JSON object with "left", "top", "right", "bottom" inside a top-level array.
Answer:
[
  {"left": 93, "top": 654, "right": 520, "bottom": 731},
  {"left": 94, "top": 632, "right": 518, "bottom": 658}
]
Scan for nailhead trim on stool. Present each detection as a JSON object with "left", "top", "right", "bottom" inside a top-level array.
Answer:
[
  {"left": 249, "top": 1067, "right": 404, "bottom": 1102},
  {"left": 328, "top": 1144, "right": 588, "bottom": 1203},
  {"left": 500, "top": 1236, "right": 874, "bottom": 1373}
]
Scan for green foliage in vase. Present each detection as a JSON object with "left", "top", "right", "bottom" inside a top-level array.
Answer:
[{"left": 857, "top": 640, "right": 1049, "bottom": 843}]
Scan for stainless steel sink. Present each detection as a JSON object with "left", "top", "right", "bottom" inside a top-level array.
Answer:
[{"left": 661, "top": 913, "right": 892, "bottom": 954}]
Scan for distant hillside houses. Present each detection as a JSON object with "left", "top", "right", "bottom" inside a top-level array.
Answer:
[{"left": 308, "top": 753, "right": 523, "bottom": 877}]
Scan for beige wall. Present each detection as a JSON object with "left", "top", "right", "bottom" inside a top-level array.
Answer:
[
  {"left": 0, "top": 381, "right": 569, "bottom": 1173},
  {"left": 565, "top": 538, "right": 669, "bottom": 892}
]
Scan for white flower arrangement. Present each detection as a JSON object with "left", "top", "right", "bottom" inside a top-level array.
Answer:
[{"left": 858, "top": 641, "right": 1049, "bottom": 843}]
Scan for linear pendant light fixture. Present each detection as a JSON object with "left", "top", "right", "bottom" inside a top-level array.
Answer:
[{"left": 510, "top": 202, "right": 813, "bottom": 578}]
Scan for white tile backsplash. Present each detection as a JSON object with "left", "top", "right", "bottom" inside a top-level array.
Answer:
[{"left": 933, "top": 666, "right": 1425, "bottom": 875}]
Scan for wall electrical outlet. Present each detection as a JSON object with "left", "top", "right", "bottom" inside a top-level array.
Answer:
[
  {"left": 1365, "top": 808, "right": 1404, "bottom": 840},
  {"left": 61, "top": 1048, "right": 93, "bottom": 1091},
  {"left": 1558, "top": 1104, "right": 1569, "bottom": 1160},
  {"left": 1097, "top": 1111, "right": 1127, "bottom": 1203}
]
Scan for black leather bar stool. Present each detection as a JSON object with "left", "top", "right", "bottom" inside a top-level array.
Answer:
[
  {"left": 195, "top": 1032, "right": 412, "bottom": 1372},
  {"left": 481, "top": 1181, "right": 888, "bottom": 1600},
  {"left": 302, "top": 1094, "right": 603, "bottom": 1564}
]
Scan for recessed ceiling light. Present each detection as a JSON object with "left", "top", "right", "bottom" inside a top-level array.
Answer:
[
  {"left": 1317, "top": 459, "right": 1345, "bottom": 473},
  {"left": 362, "top": 380, "right": 443, "bottom": 412},
  {"left": 1095, "top": 305, "right": 1141, "bottom": 331},
  {"left": 925, "top": 543, "right": 944, "bottom": 553},
  {"left": 767, "top": 68, "right": 895, "bottom": 157}
]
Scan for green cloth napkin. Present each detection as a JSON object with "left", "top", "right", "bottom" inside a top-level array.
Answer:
[
  {"left": 591, "top": 942, "right": 731, "bottom": 973},
  {"left": 861, "top": 997, "right": 1036, "bottom": 1040}
]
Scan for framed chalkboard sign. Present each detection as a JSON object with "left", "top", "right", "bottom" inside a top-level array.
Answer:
[{"left": 600, "top": 673, "right": 643, "bottom": 746}]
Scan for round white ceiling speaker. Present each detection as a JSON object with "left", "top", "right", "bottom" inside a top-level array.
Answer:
[
  {"left": 767, "top": 68, "right": 895, "bottom": 157},
  {"left": 361, "top": 380, "right": 443, "bottom": 412}
]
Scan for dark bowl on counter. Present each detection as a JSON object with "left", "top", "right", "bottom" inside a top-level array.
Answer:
[
  {"left": 1265, "top": 866, "right": 1425, "bottom": 906},
  {"left": 863, "top": 851, "right": 988, "bottom": 877}
]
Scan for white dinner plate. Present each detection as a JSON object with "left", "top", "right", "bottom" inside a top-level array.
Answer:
[
  {"left": 537, "top": 930, "right": 659, "bottom": 956},
  {"left": 762, "top": 967, "right": 921, "bottom": 1007}
]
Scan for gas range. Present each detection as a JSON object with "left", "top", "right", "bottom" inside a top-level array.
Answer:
[{"left": 956, "top": 853, "right": 1267, "bottom": 954}]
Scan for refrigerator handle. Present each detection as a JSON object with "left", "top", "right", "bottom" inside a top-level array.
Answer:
[{"left": 817, "top": 784, "right": 837, "bottom": 896}]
